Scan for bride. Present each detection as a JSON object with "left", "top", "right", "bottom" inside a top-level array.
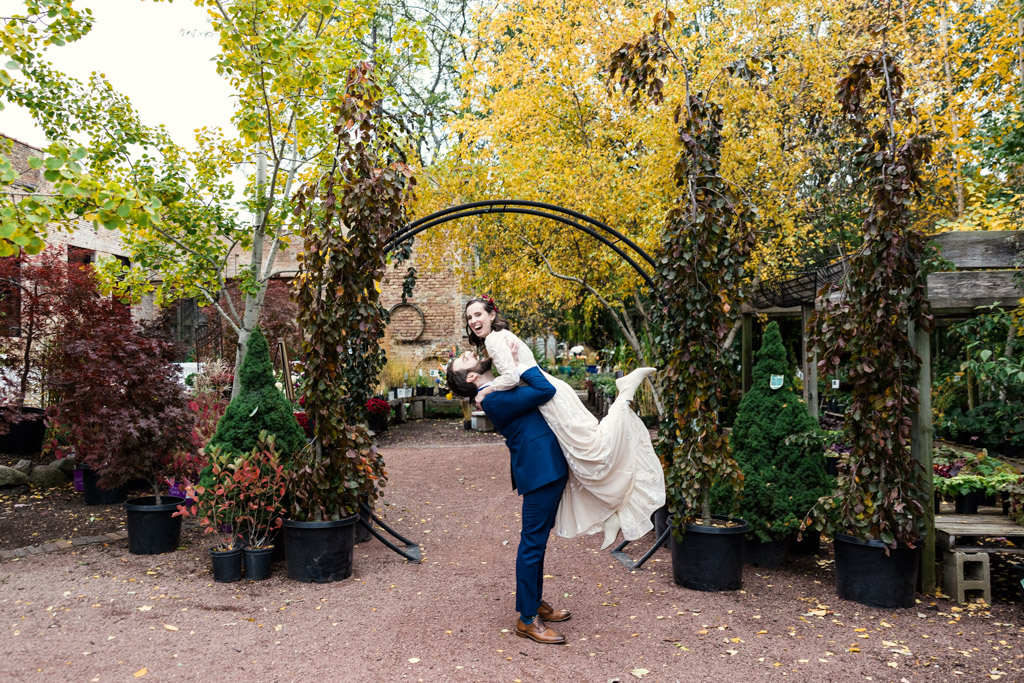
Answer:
[{"left": 458, "top": 295, "right": 665, "bottom": 548}]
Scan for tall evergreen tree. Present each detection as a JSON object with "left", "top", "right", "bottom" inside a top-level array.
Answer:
[
  {"left": 209, "top": 327, "right": 306, "bottom": 457},
  {"left": 716, "top": 322, "right": 831, "bottom": 543}
]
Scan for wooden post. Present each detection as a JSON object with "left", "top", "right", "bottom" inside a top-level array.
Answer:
[
  {"left": 276, "top": 340, "right": 295, "bottom": 402},
  {"left": 801, "top": 304, "right": 818, "bottom": 417},
  {"left": 910, "top": 319, "right": 936, "bottom": 594},
  {"left": 741, "top": 312, "right": 753, "bottom": 394}
]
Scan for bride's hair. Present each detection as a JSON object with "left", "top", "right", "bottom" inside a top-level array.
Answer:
[{"left": 465, "top": 296, "right": 510, "bottom": 350}]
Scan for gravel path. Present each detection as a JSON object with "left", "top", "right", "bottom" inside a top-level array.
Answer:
[{"left": 2, "top": 433, "right": 1024, "bottom": 681}]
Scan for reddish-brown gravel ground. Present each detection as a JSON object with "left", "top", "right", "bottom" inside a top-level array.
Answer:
[{"left": 3, "top": 419, "right": 1024, "bottom": 681}]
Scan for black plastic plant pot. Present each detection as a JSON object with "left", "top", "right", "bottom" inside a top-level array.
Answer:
[
  {"left": 834, "top": 533, "right": 920, "bottom": 609},
  {"left": 651, "top": 505, "right": 669, "bottom": 540},
  {"left": 824, "top": 456, "right": 839, "bottom": 477},
  {"left": 283, "top": 514, "right": 358, "bottom": 583},
  {"left": 81, "top": 468, "right": 128, "bottom": 506},
  {"left": 243, "top": 546, "right": 275, "bottom": 581},
  {"left": 789, "top": 529, "right": 821, "bottom": 556},
  {"left": 354, "top": 506, "right": 373, "bottom": 544},
  {"left": 124, "top": 496, "right": 184, "bottom": 555},
  {"left": 368, "top": 414, "right": 389, "bottom": 433},
  {"left": 745, "top": 537, "right": 790, "bottom": 568},
  {"left": 955, "top": 491, "right": 981, "bottom": 515},
  {"left": 210, "top": 546, "right": 243, "bottom": 582},
  {"left": 670, "top": 515, "right": 749, "bottom": 592},
  {"left": 3, "top": 407, "right": 46, "bottom": 455}
]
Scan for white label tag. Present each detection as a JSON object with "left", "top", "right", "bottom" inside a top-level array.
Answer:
[{"left": 769, "top": 375, "right": 784, "bottom": 390}]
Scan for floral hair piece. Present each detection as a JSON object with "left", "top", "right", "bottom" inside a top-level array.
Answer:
[{"left": 473, "top": 294, "right": 498, "bottom": 313}]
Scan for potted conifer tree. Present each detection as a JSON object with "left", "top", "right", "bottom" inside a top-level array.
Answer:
[
  {"left": 185, "top": 326, "right": 306, "bottom": 570},
  {"left": 713, "top": 322, "right": 831, "bottom": 567}
]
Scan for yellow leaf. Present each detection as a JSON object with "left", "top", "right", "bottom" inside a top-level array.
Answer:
[
  {"left": 163, "top": 624, "right": 178, "bottom": 631},
  {"left": 134, "top": 669, "right": 148, "bottom": 678},
  {"left": 408, "top": 658, "right": 420, "bottom": 664},
  {"left": 630, "top": 669, "right": 649, "bottom": 678}
]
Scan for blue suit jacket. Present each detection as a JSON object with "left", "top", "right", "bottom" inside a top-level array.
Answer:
[{"left": 481, "top": 367, "right": 568, "bottom": 496}]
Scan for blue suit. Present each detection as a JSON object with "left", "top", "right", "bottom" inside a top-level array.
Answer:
[{"left": 482, "top": 367, "right": 568, "bottom": 619}]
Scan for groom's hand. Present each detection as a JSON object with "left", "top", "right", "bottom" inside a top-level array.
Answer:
[
  {"left": 506, "top": 336, "right": 519, "bottom": 363},
  {"left": 475, "top": 385, "right": 494, "bottom": 408}
]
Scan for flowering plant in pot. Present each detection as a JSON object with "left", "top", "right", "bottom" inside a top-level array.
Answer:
[{"left": 365, "top": 397, "right": 391, "bottom": 433}]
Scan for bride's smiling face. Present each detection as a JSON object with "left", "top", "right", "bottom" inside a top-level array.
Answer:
[{"left": 466, "top": 301, "right": 496, "bottom": 338}]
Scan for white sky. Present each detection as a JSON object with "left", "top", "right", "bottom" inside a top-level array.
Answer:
[{"left": 0, "top": 0, "right": 234, "bottom": 150}]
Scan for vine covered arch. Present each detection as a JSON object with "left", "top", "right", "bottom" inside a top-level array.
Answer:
[{"left": 382, "top": 200, "right": 659, "bottom": 292}]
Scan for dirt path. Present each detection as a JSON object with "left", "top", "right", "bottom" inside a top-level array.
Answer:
[{"left": 2, "top": 426, "right": 1024, "bottom": 681}]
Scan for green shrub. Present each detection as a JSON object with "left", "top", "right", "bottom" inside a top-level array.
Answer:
[
  {"left": 713, "top": 322, "right": 831, "bottom": 543},
  {"left": 208, "top": 327, "right": 307, "bottom": 457},
  {"left": 425, "top": 401, "right": 462, "bottom": 418}
]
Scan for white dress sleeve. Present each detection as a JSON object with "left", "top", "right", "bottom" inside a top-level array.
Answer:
[{"left": 484, "top": 330, "right": 536, "bottom": 392}]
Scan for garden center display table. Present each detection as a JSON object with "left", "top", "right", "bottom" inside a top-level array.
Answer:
[{"left": 935, "top": 509, "right": 1024, "bottom": 603}]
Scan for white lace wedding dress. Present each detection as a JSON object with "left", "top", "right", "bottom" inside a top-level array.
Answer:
[{"left": 484, "top": 329, "right": 666, "bottom": 542}]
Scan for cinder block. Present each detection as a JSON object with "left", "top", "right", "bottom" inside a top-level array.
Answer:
[
  {"left": 943, "top": 551, "right": 991, "bottom": 604},
  {"left": 410, "top": 399, "right": 424, "bottom": 420},
  {"left": 471, "top": 411, "right": 494, "bottom": 432}
]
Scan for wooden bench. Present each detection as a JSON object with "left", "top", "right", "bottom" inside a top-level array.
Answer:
[
  {"left": 389, "top": 395, "right": 461, "bottom": 422},
  {"left": 935, "top": 509, "right": 1024, "bottom": 603},
  {"left": 935, "top": 510, "right": 1024, "bottom": 555}
]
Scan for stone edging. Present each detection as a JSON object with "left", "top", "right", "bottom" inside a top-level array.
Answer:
[{"left": 0, "top": 531, "right": 127, "bottom": 561}]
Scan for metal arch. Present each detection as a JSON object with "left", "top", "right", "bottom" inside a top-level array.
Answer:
[{"left": 383, "top": 200, "right": 659, "bottom": 290}]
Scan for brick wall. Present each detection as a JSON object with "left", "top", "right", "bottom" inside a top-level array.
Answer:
[{"left": 380, "top": 250, "right": 466, "bottom": 375}]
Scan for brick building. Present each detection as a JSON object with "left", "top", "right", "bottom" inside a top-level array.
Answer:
[
  {"left": 3, "top": 133, "right": 467, "bottom": 380},
  {"left": 0, "top": 135, "right": 152, "bottom": 335}
]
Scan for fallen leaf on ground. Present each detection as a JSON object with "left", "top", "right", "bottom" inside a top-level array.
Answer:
[
  {"left": 134, "top": 669, "right": 148, "bottom": 678},
  {"left": 408, "top": 658, "right": 420, "bottom": 663},
  {"left": 630, "top": 669, "right": 649, "bottom": 678},
  {"left": 137, "top": 606, "right": 152, "bottom": 612}
]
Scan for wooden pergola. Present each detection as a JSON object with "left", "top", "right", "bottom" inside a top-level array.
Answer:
[{"left": 741, "top": 230, "right": 1023, "bottom": 593}]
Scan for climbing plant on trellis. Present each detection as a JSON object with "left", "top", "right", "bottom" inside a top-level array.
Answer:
[
  {"left": 291, "top": 63, "right": 416, "bottom": 520},
  {"left": 608, "top": 10, "right": 757, "bottom": 529}
]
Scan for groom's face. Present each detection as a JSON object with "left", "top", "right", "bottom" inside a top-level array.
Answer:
[{"left": 452, "top": 351, "right": 492, "bottom": 378}]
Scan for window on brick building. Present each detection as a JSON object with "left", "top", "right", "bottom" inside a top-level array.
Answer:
[
  {"left": 67, "top": 246, "right": 95, "bottom": 266},
  {"left": 0, "top": 256, "right": 21, "bottom": 337}
]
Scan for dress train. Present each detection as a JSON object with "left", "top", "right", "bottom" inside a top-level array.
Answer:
[{"left": 600, "top": 366, "right": 657, "bottom": 550}]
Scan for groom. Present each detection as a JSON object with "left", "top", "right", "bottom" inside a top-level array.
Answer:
[{"left": 447, "top": 349, "right": 571, "bottom": 645}]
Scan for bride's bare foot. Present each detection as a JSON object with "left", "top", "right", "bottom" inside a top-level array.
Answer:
[{"left": 614, "top": 367, "right": 656, "bottom": 403}]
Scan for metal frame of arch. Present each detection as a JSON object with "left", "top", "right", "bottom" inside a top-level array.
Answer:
[
  {"left": 376, "top": 200, "right": 666, "bottom": 569},
  {"left": 383, "top": 200, "right": 659, "bottom": 291}
]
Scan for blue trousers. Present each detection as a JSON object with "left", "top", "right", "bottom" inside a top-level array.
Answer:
[{"left": 515, "top": 475, "right": 567, "bottom": 617}]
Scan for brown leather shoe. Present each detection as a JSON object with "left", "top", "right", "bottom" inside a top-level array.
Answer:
[
  {"left": 515, "top": 617, "right": 566, "bottom": 644},
  {"left": 537, "top": 600, "right": 571, "bottom": 622}
]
